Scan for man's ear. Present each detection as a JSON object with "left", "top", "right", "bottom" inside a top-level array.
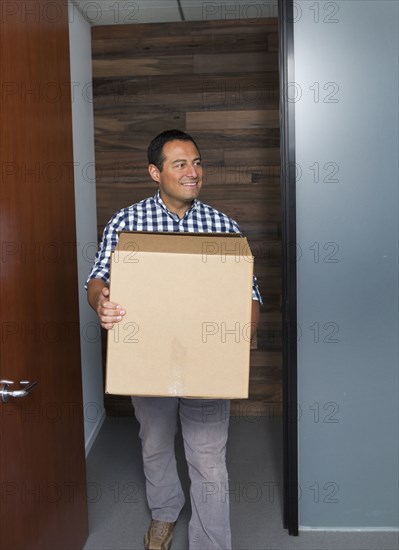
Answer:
[{"left": 148, "top": 163, "right": 161, "bottom": 183}]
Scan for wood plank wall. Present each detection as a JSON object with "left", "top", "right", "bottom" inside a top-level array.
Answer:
[{"left": 91, "top": 18, "right": 282, "bottom": 417}]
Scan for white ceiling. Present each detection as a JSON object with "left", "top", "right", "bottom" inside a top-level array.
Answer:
[{"left": 72, "top": 0, "right": 278, "bottom": 26}]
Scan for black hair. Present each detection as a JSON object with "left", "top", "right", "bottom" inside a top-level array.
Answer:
[{"left": 147, "top": 129, "right": 201, "bottom": 171}]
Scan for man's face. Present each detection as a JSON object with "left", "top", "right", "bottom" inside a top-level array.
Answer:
[{"left": 148, "top": 139, "right": 203, "bottom": 216}]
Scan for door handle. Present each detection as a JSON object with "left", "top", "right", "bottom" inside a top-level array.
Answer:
[{"left": 0, "top": 380, "right": 38, "bottom": 403}]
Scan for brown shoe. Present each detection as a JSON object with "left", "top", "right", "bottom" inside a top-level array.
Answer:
[{"left": 144, "top": 520, "right": 176, "bottom": 550}]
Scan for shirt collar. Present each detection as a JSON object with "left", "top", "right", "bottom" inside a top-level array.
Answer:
[{"left": 154, "top": 190, "right": 199, "bottom": 220}]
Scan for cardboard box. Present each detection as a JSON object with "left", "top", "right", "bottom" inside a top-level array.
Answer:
[{"left": 106, "top": 231, "right": 254, "bottom": 399}]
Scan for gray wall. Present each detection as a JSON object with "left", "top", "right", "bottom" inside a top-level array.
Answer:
[
  {"left": 294, "top": 0, "right": 398, "bottom": 528},
  {"left": 69, "top": 3, "right": 105, "bottom": 455}
]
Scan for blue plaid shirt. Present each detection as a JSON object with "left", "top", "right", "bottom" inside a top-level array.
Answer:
[{"left": 87, "top": 191, "right": 262, "bottom": 302}]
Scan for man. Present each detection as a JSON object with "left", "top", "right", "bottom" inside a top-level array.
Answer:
[{"left": 87, "top": 129, "right": 262, "bottom": 550}]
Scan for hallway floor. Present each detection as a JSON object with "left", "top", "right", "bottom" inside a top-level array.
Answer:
[{"left": 84, "top": 416, "right": 397, "bottom": 550}]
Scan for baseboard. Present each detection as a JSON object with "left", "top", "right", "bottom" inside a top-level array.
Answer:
[
  {"left": 84, "top": 407, "right": 106, "bottom": 458},
  {"left": 300, "top": 527, "right": 399, "bottom": 532}
]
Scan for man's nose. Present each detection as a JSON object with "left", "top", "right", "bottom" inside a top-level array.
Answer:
[{"left": 186, "top": 164, "right": 200, "bottom": 177}]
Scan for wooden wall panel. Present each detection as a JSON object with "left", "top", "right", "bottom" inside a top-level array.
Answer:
[
  {"left": 186, "top": 110, "right": 279, "bottom": 129},
  {"left": 92, "top": 17, "right": 281, "bottom": 417}
]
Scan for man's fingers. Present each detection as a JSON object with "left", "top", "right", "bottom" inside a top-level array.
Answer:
[
  {"left": 101, "top": 321, "right": 117, "bottom": 330},
  {"left": 102, "top": 301, "right": 122, "bottom": 310},
  {"left": 99, "top": 311, "right": 124, "bottom": 323},
  {"left": 98, "top": 302, "right": 126, "bottom": 321},
  {"left": 101, "top": 300, "right": 125, "bottom": 312},
  {"left": 96, "top": 291, "right": 126, "bottom": 329},
  {"left": 99, "top": 307, "right": 125, "bottom": 320}
]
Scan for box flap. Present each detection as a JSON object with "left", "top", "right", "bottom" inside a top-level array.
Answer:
[{"left": 115, "top": 231, "right": 253, "bottom": 259}]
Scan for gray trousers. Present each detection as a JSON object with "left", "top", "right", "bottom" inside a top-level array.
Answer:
[{"left": 131, "top": 396, "right": 232, "bottom": 550}]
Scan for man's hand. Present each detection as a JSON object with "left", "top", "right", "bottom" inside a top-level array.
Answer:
[
  {"left": 87, "top": 279, "right": 126, "bottom": 330},
  {"left": 96, "top": 286, "right": 126, "bottom": 330}
]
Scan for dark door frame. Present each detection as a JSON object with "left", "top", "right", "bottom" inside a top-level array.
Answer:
[{"left": 278, "top": 0, "right": 299, "bottom": 536}]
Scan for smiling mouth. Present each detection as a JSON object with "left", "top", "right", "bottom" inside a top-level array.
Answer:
[{"left": 182, "top": 181, "right": 198, "bottom": 187}]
